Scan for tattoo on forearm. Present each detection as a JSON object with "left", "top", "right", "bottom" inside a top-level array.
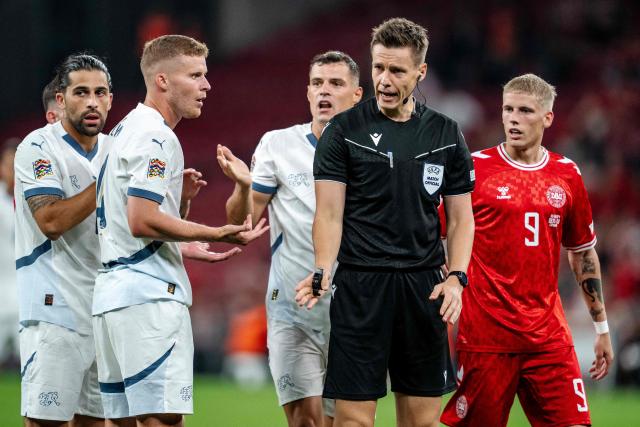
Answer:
[
  {"left": 581, "top": 255, "right": 596, "bottom": 274},
  {"left": 589, "top": 307, "right": 604, "bottom": 320},
  {"left": 27, "top": 195, "right": 62, "bottom": 214},
  {"left": 580, "top": 278, "right": 603, "bottom": 304}
]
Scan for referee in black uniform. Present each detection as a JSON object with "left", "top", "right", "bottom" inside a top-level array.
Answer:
[{"left": 296, "top": 18, "right": 475, "bottom": 427}]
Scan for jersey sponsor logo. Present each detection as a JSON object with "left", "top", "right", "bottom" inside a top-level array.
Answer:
[
  {"left": 287, "top": 172, "right": 311, "bottom": 188},
  {"left": 423, "top": 163, "right": 443, "bottom": 195},
  {"left": 546, "top": 185, "right": 566, "bottom": 208},
  {"left": 147, "top": 158, "right": 166, "bottom": 179},
  {"left": 548, "top": 214, "right": 561, "bottom": 227},
  {"left": 38, "top": 391, "right": 61, "bottom": 407},
  {"left": 152, "top": 138, "right": 165, "bottom": 150},
  {"left": 32, "top": 159, "right": 53, "bottom": 179},
  {"left": 455, "top": 395, "right": 468, "bottom": 418},
  {"left": 31, "top": 140, "right": 46, "bottom": 150},
  {"left": 497, "top": 186, "right": 511, "bottom": 200},
  {"left": 369, "top": 132, "right": 382, "bottom": 146}
]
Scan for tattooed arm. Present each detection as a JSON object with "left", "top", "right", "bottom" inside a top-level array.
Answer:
[
  {"left": 27, "top": 183, "right": 96, "bottom": 240},
  {"left": 567, "top": 247, "right": 614, "bottom": 380}
]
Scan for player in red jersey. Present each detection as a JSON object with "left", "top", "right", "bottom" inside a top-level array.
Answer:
[{"left": 441, "top": 74, "right": 614, "bottom": 427}]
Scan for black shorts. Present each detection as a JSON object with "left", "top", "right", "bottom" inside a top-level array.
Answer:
[{"left": 323, "top": 265, "right": 456, "bottom": 401}]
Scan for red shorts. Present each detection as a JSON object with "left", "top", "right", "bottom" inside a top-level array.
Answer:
[{"left": 441, "top": 347, "right": 591, "bottom": 427}]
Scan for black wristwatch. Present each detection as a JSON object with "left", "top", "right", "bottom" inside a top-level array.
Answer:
[
  {"left": 447, "top": 271, "right": 468, "bottom": 288},
  {"left": 311, "top": 267, "right": 324, "bottom": 297}
]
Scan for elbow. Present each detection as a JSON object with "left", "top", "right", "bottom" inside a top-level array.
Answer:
[
  {"left": 128, "top": 217, "right": 153, "bottom": 238},
  {"left": 38, "top": 221, "right": 63, "bottom": 241}
]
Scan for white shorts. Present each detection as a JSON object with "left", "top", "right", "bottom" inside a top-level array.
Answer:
[
  {"left": 267, "top": 319, "right": 334, "bottom": 417},
  {"left": 93, "top": 301, "right": 193, "bottom": 418},
  {"left": 20, "top": 321, "right": 103, "bottom": 421}
]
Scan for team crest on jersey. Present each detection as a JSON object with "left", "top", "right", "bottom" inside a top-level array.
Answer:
[
  {"left": 32, "top": 159, "right": 53, "bottom": 179},
  {"left": 456, "top": 395, "right": 468, "bottom": 418},
  {"left": 546, "top": 185, "right": 566, "bottom": 208},
  {"left": 423, "top": 163, "right": 443, "bottom": 195},
  {"left": 147, "top": 158, "right": 166, "bottom": 179}
]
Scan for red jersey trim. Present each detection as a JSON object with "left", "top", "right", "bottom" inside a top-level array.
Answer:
[
  {"left": 565, "top": 236, "right": 597, "bottom": 252},
  {"left": 497, "top": 143, "right": 549, "bottom": 171}
]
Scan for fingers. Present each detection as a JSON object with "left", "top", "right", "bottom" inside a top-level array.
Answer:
[
  {"left": 208, "top": 247, "right": 242, "bottom": 262},
  {"left": 429, "top": 283, "right": 443, "bottom": 300},
  {"left": 295, "top": 274, "right": 314, "bottom": 307}
]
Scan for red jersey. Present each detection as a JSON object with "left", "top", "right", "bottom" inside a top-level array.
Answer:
[{"left": 457, "top": 143, "right": 596, "bottom": 352}]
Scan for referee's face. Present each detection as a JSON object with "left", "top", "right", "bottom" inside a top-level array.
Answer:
[
  {"left": 307, "top": 62, "right": 362, "bottom": 127},
  {"left": 371, "top": 44, "right": 425, "bottom": 119}
]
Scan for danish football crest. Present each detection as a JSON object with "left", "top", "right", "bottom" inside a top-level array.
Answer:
[
  {"left": 423, "top": 163, "right": 443, "bottom": 195},
  {"left": 546, "top": 185, "right": 566, "bottom": 208},
  {"left": 456, "top": 395, "right": 468, "bottom": 418}
]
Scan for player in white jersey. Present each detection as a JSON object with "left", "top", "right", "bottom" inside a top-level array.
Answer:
[
  {"left": 14, "top": 54, "right": 113, "bottom": 427},
  {"left": 92, "top": 35, "right": 268, "bottom": 427},
  {"left": 217, "top": 51, "right": 362, "bottom": 427}
]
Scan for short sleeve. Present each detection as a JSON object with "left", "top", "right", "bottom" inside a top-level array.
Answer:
[
  {"left": 15, "top": 134, "right": 65, "bottom": 199},
  {"left": 313, "top": 120, "right": 348, "bottom": 184},
  {"left": 563, "top": 171, "right": 597, "bottom": 252},
  {"left": 442, "top": 125, "right": 475, "bottom": 196},
  {"left": 126, "top": 131, "right": 178, "bottom": 204},
  {"left": 250, "top": 134, "right": 278, "bottom": 195}
]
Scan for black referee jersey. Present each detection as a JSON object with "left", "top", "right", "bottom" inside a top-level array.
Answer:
[{"left": 314, "top": 97, "right": 474, "bottom": 270}]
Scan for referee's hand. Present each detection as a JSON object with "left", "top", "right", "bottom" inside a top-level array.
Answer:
[
  {"left": 429, "top": 277, "right": 463, "bottom": 324},
  {"left": 295, "top": 273, "right": 329, "bottom": 310}
]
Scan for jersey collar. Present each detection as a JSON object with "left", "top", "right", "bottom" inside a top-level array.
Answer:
[
  {"left": 57, "top": 121, "right": 99, "bottom": 161},
  {"left": 497, "top": 142, "right": 549, "bottom": 171}
]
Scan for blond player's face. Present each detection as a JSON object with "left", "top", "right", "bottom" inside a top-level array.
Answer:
[
  {"left": 167, "top": 55, "right": 211, "bottom": 119},
  {"left": 502, "top": 91, "right": 553, "bottom": 150},
  {"left": 307, "top": 62, "right": 362, "bottom": 127}
]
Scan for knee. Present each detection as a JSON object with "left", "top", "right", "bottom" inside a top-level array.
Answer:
[
  {"left": 137, "top": 413, "right": 183, "bottom": 426},
  {"left": 24, "top": 418, "right": 66, "bottom": 427},
  {"left": 291, "top": 414, "right": 321, "bottom": 427}
]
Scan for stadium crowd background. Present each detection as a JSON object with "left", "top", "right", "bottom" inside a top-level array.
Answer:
[{"left": 0, "top": 0, "right": 638, "bottom": 389}]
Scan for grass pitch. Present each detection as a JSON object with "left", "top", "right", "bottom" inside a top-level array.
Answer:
[{"left": 0, "top": 373, "right": 637, "bottom": 426}]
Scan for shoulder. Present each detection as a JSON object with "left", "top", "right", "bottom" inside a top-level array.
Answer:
[
  {"left": 16, "top": 125, "right": 56, "bottom": 158},
  {"left": 471, "top": 146, "right": 499, "bottom": 163},
  {"left": 546, "top": 150, "right": 583, "bottom": 179},
  {"left": 417, "top": 104, "right": 460, "bottom": 131}
]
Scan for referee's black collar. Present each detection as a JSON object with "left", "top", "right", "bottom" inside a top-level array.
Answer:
[{"left": 374, "top": 96, "right": 424, "bottom": 120}]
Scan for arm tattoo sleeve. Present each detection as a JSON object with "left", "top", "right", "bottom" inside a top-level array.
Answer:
[
  {"left": 581, "top": 277, "right": 604, "bottom": 305},
  {"left": 581, "top": 254, "right": 596, "bottom": 274},
  {"left": 27, "top": 194, "right": 62, "bottom": 215}
]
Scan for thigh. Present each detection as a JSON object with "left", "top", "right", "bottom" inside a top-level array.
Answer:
[
  {"left": 389, "top": 269, "right": 455, "bottom": 397},
  {"left": 518, "top": 347, "right": 591, "bottom": 427},
  {"left": 267, "top": 321, "right": 327, "bottom": 406},
  {"left": 103, "top": 301, "right": 194, "bottom": 418},
  {"left": 324, "top": 267, "right": 394, "bottom": 401},
  {"left": 440, "top": 351, "right": 520, "bottom": 427},
  {"left": 20, "top": 322, "right": 93, "bottom": 421}
]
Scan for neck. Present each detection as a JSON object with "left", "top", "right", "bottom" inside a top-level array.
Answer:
[
  {"left": 311, "top": 120, "right": 324, "bottom": 140},
  {"left": 144, "top": 93, "right": 180, "bottom": 129},
  {"left": 61, "top": 120, "right": 98, "bottom": 152},
  {"left": 380, "top": 96, "right": 414, "bottom": 122},
  {"left": 504, "top": 141, "right": 544, "bottom": 164}
]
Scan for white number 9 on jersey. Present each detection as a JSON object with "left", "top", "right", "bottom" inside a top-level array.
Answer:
[{"left": 524, "top": 212, "right": 539, "bottom": 247}]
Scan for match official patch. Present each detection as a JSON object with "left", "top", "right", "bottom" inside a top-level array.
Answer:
[
  {"left": 147, "top": 158, "right": 166, "bottom": 179},
  {"left": 32, "top": 159, "right": 53, "bottom": 180}
]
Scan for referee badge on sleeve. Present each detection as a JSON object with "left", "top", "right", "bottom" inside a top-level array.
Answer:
[{"left": 423, "top": 163, "right": 443, "bottom": 195}]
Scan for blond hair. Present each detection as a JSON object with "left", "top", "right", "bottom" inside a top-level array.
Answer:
[
  {"left": 371, "top": 18, "right": 429, "bottom": 65},
  {"left": 140, "top": 34, "right": 209, "bottom": 77},
  {"left": 503, "top": 73, "right": 557, "bottom": 111}
]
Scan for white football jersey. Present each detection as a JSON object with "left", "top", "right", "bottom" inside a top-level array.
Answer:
[
  {"left": 14, "top": 121, "right": 109, "bottom": 334},
  {"left": 93, "top": 103, "right": 190, "bottom": 315},
  {"left": 252, "top": 122, "right": 329, "bottom": 332}
]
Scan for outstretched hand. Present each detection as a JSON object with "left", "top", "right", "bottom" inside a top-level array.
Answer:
[
  {"left": 216, "top": 214, "right": 269, "bottom": 245},
  {"left": 295, "top": 271, "right": 330, "bottom": 310},
  {"left": 182, "top": 168, "right": 207, "bottom": 202},
  {"left": 429, "top": 277, "right": 463, "bottom": 324},
  {"left": 217, "top": 144, "right": 251, "bottom": 187},
  {"left": 180, "top": 241, "right": 241, "bottom": 263}
]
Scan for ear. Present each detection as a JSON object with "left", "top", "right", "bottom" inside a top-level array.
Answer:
[
  {"left": 107, "top": 93, "right": 113, "bottom": 112},
  {"left": 45, "top": 111, "right": 57, "bottom": 124},
  {"left": 543, "top": 111, "right": 554, "bottom": 128},
  {"left": 353, "top": 86, "right": 363, "bottom": 103},
  {"left": 155, "top": 73, "right": 169, "bottom": 91},
  {"left": 418, "top": 63, "right": 428, "bottom": 81},
  {"left": 55, "top": 92, "right": 65, "bottom": 110}
]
